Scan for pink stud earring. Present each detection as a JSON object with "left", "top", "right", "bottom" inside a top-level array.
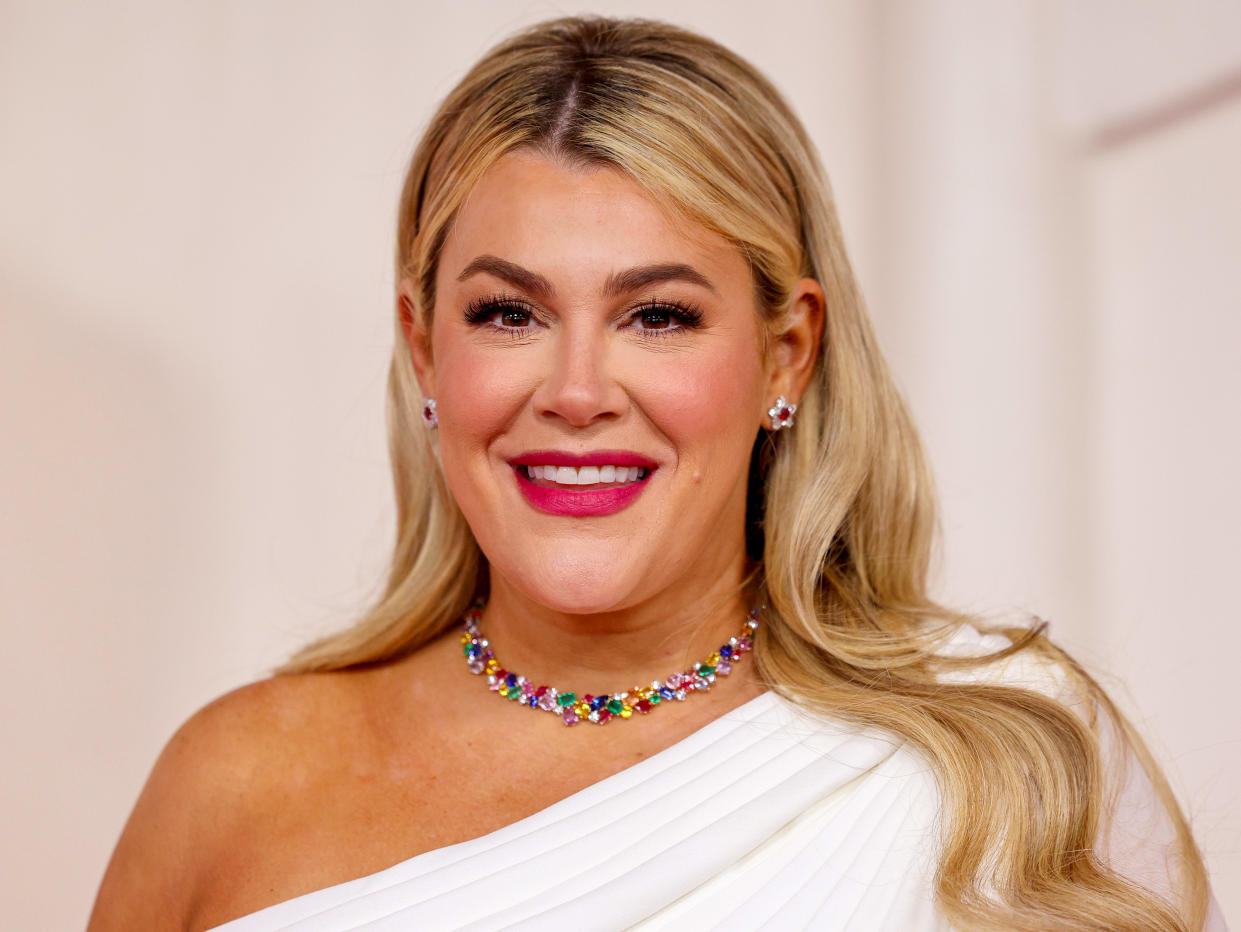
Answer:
[
  {"left": 422, "top": 398, "right": 438, "bottom": 429},
  {"left": 767, "top": 396, "right": 796, "bottom": 431}
]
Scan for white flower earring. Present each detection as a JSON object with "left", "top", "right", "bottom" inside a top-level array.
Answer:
[
  {"left": 422, "top": 398, "right": 438, "bottom": 429},
  {"left": 767, "top": 396, "right": 797, "bottom": 431}
]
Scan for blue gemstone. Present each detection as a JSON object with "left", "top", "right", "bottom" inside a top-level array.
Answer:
[
  {"left": 658, "top": 687, "right": 675, "bottom": 700},
  {"left": 528, "top": 696, "right": 538, "bottom": 708},
  {"left": 720, "top": 645, "right": 733, "bottom": 659},
  {"left": 506, "top": 673, "right": 518, "bottom": 687},
  {"left": 590, "top": 695, "right": 607, "bottom": 711}
]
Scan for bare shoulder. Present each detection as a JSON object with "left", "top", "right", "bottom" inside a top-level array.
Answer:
[{"left": 88, "top": 672, "right": 365, "bottom": 931}]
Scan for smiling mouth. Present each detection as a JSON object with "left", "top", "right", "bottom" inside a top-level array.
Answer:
[{"left": 519, "top": 464, "right": 651, "bottom": 487}]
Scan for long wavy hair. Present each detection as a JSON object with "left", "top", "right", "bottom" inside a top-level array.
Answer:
[{"left": 282, "top": 17, "right": 1209, "bottom": 930}]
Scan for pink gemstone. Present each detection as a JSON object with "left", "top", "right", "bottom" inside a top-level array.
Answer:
[
  {"left": 716, "top": 660, "right": 732, "bottom": 675},
  {"left": 538, "top": 693, "right": 558, "bottom": 712},
  {"left": 666, "top": 673, "right": 685, "bottom": 689},
  {"left": 562, "top": 708, "right": 579, "bottom": 726},
  {"left": 521, "top": 682, "right": 535, "bottom": 699},
  {"left": 488, "top": 679, "right": 502, "bottom": 691},
  {"left": 738, "top": 637, "right": 752, "bottom": 652}
]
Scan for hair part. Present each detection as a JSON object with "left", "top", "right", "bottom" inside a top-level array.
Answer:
[{"left": 282, "top": 17, "right": 1209, "bottom": 930}]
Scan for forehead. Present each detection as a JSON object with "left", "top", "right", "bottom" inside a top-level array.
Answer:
[{"left": 438, "top": 150, "right": 753, "bottom": 296}]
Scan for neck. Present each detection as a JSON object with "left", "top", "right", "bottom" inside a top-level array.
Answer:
[{"left": 476, "top": 561, "right": 757, "bottom": 697}]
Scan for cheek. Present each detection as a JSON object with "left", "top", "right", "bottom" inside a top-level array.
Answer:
[
  {"left": 430, "top": 342, "right": 532, "bottom": 473},
  {"left": 631, "top": 342, "right": 764, "bottom": 459}
]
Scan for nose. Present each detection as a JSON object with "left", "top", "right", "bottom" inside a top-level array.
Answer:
[{"left": 532, "top": 322, "right": 626, "bottom": 428}]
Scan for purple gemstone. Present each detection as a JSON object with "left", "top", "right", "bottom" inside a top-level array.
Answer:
[
  {"left": 562, "top": 708, "right": 579, "bottom": 726},
  {"left": 693, "top": 676, "right": 710, "bottom": 690},
  {"left": 538, "top": 693, "right": 558, "bottom": 712},
  {"left": 666, "top": 673, "right": 685, "bottom": 689},
  {"left": 716, "top": 660, "right": 732, "bottom": 675}
]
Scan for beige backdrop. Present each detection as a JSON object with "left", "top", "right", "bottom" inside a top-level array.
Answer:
[{"left": 2, "top": 1, "right": 1238, "bottom": 927}]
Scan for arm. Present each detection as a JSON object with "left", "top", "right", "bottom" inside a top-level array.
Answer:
[{"left": 87, "top": 683, "right": 279, "bottom": 932}]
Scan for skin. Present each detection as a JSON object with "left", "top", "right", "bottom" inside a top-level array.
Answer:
[{"left": 88, "top": 150, "right": 824, "bottom": 930}]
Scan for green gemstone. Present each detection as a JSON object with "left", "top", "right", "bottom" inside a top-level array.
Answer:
[
  {"left": 557, "top": 692, "right": 576, "bottom": 707},
  {"left": 649, "top": 693, "right": 661, "bottom": 704},
  {"left": 509, "top": 688, "right": 523, "bottom": 701},
  {"left": 606, "top": 698, "right": 624, "bottom": 715},
  {"left": 698, "top": 664, "right": 716, "bottom": 676}
]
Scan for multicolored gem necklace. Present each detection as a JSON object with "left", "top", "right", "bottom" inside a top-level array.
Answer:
[{"left": 461, "top": 607, "right": 759, "bottom": 726}]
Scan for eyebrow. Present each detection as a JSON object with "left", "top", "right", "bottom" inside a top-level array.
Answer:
[
  {"left": 603, "top": 263, "right": 717, "bottom": 297},
  {"left": 456, "top": 255, "right": 718, "bottom": 299},
  {"left": 457, "top": 255, "right": 555, "bottom": 298}
]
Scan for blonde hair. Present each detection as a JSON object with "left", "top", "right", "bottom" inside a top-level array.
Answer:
[{"left": 283, "top": 17, "right": 1209, "bottom": 930}]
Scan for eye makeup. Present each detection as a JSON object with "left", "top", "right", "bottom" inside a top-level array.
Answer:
[{"left": 463, "top": 294, "right": 705, "bottom": 339}]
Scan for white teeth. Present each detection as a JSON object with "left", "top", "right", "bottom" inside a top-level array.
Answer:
[{"left": 525, "top": 465, "right": 648, "bottom": 485}]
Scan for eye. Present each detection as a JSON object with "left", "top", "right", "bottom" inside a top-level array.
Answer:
[
  {"left": 464, "top": 297, "right": 540, "bottom": 333},
  {"left": 625, "top": 300, "right": 705, "bottom": 337},
  {"left": 637, "top": 307, "right": 674, "bottom": 330}
]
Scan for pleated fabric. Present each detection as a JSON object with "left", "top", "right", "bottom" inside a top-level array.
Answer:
[{"left": 213, "top": 691, "right": 952, "bottom": 931}]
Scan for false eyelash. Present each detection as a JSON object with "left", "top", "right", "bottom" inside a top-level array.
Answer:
[
  {"left": 462, "top": 293, "right": 706, "bottom": 338},
  {"left": 628, "top": 298, "right": 705, "bottom": 331},
  {"left": 463, "top": 294, "right": 535, "bottom": 325}
]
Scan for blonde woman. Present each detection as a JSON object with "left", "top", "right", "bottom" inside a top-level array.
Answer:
[{"left": 89, "top": 17, "right": 1225, "bottom": 932}]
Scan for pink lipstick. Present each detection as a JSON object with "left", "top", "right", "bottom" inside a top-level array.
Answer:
[{"left": 510, "top": 450, "right": 657, "bottom": 517}]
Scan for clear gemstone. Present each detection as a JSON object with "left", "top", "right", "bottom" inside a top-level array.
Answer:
[{"left": 674, "top": 689, "right": 687, "bottom": 701}]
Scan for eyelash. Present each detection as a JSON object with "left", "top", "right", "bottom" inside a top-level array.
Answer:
[{"left": 463, "top": 294, "right": 705, "bottom": 339}]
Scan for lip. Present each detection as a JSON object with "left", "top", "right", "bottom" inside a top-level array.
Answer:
[
  {"left": 509, "top": 449, "right": 658, "bottom": 517},
  {"left": 509, "top": 449, "right": 658, "bottom": 469}
]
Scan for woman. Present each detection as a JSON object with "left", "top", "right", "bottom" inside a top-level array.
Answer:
[{"left": 89, "top": 16, "right": 1223, "bottom": 932}]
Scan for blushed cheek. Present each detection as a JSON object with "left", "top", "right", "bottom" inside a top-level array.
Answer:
[
  {"left": 433, "top": 347, "right": 533, "bottom": 483},
  {"left": 638, "top": 348, "right": 763, "bottom": 465}
]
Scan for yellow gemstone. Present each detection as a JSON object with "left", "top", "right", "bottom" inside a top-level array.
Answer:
[
  {"left": 460, "top": 633, "right": 472, "bottom": 644},
  {"left": 619, "top": 705, "right": 633, "bottom": 719},
  {"left": 484, "top": 659, "right": 499, "bottom": 674},
  {"left": 707, "top": 652, "right": 721, "bottom": 665},
  {"left": 575, "top": 701, "right": 589, "bottom": 716}
]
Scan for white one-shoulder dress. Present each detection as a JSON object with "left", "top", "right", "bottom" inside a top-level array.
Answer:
[{"left": 212, "top": 627, "right": 1228, "bottom": 931}]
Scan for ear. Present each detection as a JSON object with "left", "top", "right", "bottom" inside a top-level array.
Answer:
[
  {"left": 764, "top": 277, "right": 825, "bottom": 412},
  {"left": 398, "top": 278, "right": 436, "bottom": 397}
]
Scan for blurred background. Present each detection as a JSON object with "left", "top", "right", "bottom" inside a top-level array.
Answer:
[{"left": 2, "top": 0, "right": 1238, "bottom": 926}]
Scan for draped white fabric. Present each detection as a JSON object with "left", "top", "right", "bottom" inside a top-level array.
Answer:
[
  {"left": 213, "top": 626, "right": 1228, "bottom": 931},
  {"left": 213, "top": 690, "right": 949, "bottom": 931}
]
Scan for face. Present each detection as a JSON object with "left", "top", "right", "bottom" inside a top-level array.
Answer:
[{"left": 406, "top": 150, "right": 813, "bottom": 616}]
